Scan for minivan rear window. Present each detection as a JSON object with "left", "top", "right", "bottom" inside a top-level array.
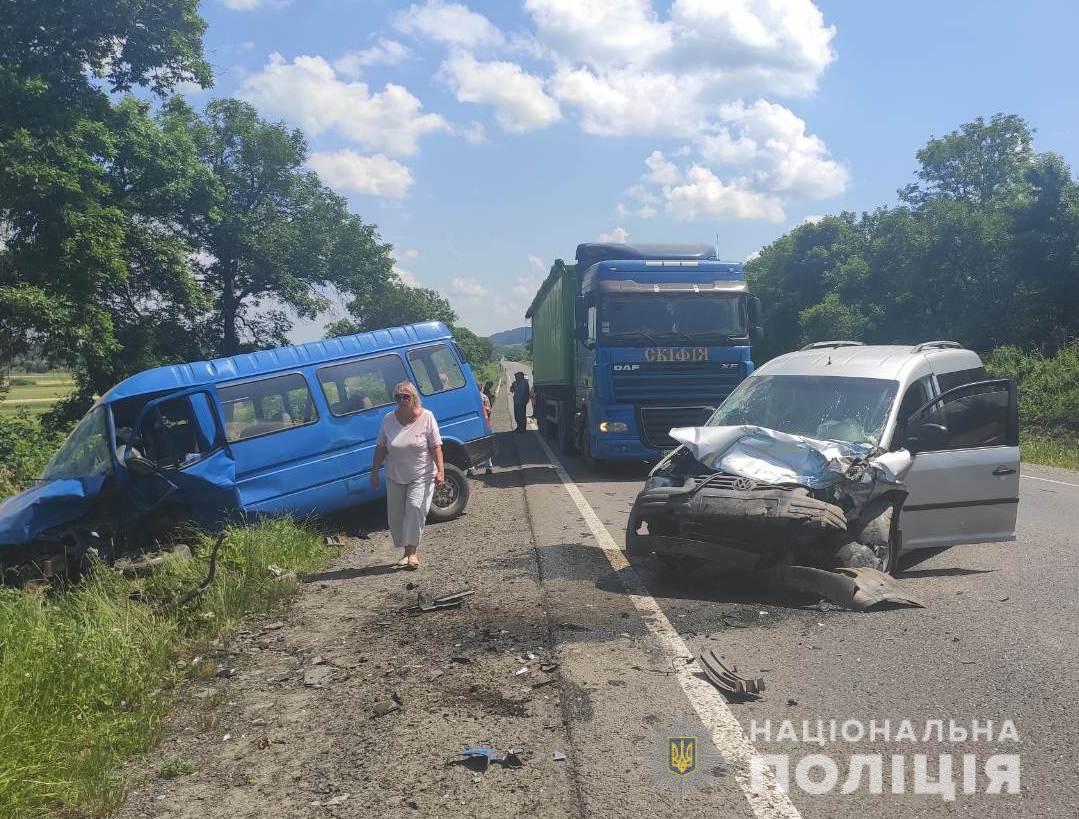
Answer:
[
  {"left": 218, "top": 373, "right": 318, "bottom": 442},
  {"left": 408, "top": 344, "right": 465, "bottom": 395},
  {"left": 317, "top": 354, "right": 407, "bottom": 416},
  {"left": 936, "top": 367, "right": 988, "bottom": 393}
]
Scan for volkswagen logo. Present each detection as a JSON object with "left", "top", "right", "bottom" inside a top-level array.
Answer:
[{"left": 733, "top": 477, "right": 756, "bottom": 491}]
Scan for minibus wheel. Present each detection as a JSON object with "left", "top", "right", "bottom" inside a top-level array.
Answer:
[{"left": 429, "top": 464, "right": 470, "bottom": 522}]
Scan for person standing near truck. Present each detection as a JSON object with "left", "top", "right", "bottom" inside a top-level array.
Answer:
[
  {"left": 370, "top": 381, "right": 445, "bottom": 570},
  {"left": 510, "top": 371, "right": 530, "bottom": 433}
]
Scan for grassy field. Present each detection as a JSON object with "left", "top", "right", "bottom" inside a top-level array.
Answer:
[
  {"left": 0, "top": 371, "right": 74, "bottom": 416},
  {"left": 0, "top": 519, "right": 337, "bottom": 819},
  {"left": 1021, "top": 433, "right": 1079, "bottom": 471}
]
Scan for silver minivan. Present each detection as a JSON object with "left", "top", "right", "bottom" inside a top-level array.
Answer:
[{"left": 627, "top": 341, "right": 1019, "bottom": 572}]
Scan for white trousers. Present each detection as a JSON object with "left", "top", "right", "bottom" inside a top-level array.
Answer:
[{"left": 386, "top": 477, "right": 435, "bottom": 547}]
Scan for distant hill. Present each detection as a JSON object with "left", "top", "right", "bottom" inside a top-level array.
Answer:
[{"left": 488, "top": 326, "right": 531, "bottom": 346}]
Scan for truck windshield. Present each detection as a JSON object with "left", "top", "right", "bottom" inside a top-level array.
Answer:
[
  {"left": 707, "top": 375, "right": 899, "bottom": 446},
  {"left": 40, "top": 407, "right": 113, "bottom": 481},
  {"left": 600, "top": 293, "right": 745, "bottom": 341}
]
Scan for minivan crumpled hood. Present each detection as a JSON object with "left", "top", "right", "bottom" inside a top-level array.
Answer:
[
  {"left": 669, "top": 425, "right": 912, "bottom": 502},
  {"left": 0, "top": 475, "right": 108, "bottom": 547}
]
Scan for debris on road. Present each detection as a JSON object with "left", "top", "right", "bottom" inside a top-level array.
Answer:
[
  {"left": 371, "top": 700, "right": 399, "bottom": 717},
  {"left": 764, "top": 565, "right": 924, "bottom": 611},
  {"left": 303, "top": 667, "right": 336, "bottom": 688},
  {"left": 552, "top": 751, "right": 567, "bottom": 762},
  {"left": 311, "top": 793, "right": 350, "bottom": 807},
  {"left": 449, "top": 747, "right": 527, "bottom": 772},
  {"left": 405, "top": 589, "right": 475, "bottom": 614},
  {"left": 696, "top": 649, "right": 766, "bottom": 700}
]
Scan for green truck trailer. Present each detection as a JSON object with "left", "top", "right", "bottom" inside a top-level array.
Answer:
[{"left": 529, "top": 260, "right": 576, "bottom": 389}]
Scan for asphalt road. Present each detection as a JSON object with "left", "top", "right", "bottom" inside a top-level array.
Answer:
[{"left": 499, "top": 359, "right": 1079, "bottom": 818}]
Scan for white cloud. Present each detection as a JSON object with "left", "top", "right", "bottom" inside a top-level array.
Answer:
[
  {"left": 668, "top": 0, "right": 836, "bottom": 96},
  {"left": 798, "top": 214, "right": 825, "bottom": 226},
  {"left": 525, "top": 0, "right": 672, "bottom": 67},
  {"left": 451, "top": 277, "right": 489, "bottom": 298},
  {"left": 441, "top": 54, "right": 561, "bottom": 133},
  {"left": 700, "top": 100, "right": 848, "bottom": 199},
  {"left": 528, "top": 255, "right": 546, "bottom": 275},
  {"left": 396, "top": 1, "right": 505, "bottom": 49},
  {"left": 622, "top": 101, "right": 848, "bottom": 222},
  {"left": 334, "top": 39, "right": 411, "bottom": 77},
  {"left": 644, "top": 150, "right": 681, "bottom": 186},
  {"left": 625, "top": 153, "right": 785, "bottom": 222},
  {"left": 398, "top": 248, "right": 420, "bottom": 261},
  {"left": 598, "top": 227, "right": 629, "bottom": 243},
  {"left": 308, "top": 150, "right": 413, "bottom": 199},
  {"left": 240, "top": 53, "right": 449, "bottom": 157},
  {"left": 664, "top": 165, "right": 785, "bottom": 222},
  {"left": 394, "top": 265, "right": 420, "bottom": 287},
  {"left": 454, "top": 120, "right": 488, "bottom": 144},
  {"left": 532, "top": 0, "right": 836, "bottom": 143},
  {"left": 549, "top": 66, "right": 704, "bottom": 137}
]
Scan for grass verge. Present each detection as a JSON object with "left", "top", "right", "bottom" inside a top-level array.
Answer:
[
  {"left": 1021, "top": 432, "right": 1079, "bottom": 472},
  {"left": 0, "top": 518, "right": 336, "bottom": 819}
]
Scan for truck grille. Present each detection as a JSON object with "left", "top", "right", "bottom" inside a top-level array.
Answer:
[
  {"left": 638, "top": 406, "right": 715, "bottom": 449},
  {"left": 611, "top": 361, "right": 743, "bottom": 404}
]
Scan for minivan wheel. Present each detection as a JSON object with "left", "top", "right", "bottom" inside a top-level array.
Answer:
[
  {"left": 428, "top": 464, "right": 470, "bottom": 522},
  {"left": 842, "top": 498, "right": 900, "bottom": 574}
]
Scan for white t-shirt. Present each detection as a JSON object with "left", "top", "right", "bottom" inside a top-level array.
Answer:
[{"left": 377, "top": 408, "right": 442, "bottom": 484}]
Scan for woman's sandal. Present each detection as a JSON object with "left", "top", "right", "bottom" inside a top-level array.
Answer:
[
  {"left": 405, "top": 556, "right": 420, "bottom": 571},
  {"left": 393, "top": 557, "right": 411, "bottom": 569}
]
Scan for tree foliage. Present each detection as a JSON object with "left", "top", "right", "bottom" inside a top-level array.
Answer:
[
  {"left": 1, "top": 0, "right": 211, "bottom": 420},
  {"left": 749, "top": 114, "right": 1079, "bottom": 361},
  {"left": 162, "top": 98, "right": 395, "bottom": 355},
  {"left": 326, "top": 278, "right": 457, "bottom": 337},
  {"left": 325, "top": 280, "right": 494, "bottom": 370}
]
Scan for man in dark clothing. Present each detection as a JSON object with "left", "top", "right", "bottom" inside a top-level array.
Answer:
[{"left": 510, "top": 371, "right": 530, "bottom": 433}]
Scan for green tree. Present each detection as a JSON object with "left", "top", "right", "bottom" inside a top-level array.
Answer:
[
  {"left": 326, "top": 278, "right": 458, "bottom": 336},
  {"left": 1, "top": 0, "right": 211, "bottom": 418},
  {"left": 451, "top": 325, "right": 494, "bottom": 370},
  {"left": 749, "top": 113, "right": 1079, "bottom": 360},
  {"left": 163, "top": 98, "right": 395, "bottom": 355}
]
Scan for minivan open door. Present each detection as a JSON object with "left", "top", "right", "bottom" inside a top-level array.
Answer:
[
  {"left": 121, "top": 388, "right": 238, "bottom": 529},
  {"left": 899, "top": 379, "right": 1019, "bottom": 550}
]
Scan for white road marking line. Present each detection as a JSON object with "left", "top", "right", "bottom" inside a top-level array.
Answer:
[
  {"left": 533, "top": 433, "right": 802, "bottom": 819},
  {"left": 1022, "top": 473, "right": 1079, "bottom": 489}
]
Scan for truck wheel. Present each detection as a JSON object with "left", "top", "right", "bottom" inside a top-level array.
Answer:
[
  {"left": 842, "top": 498, "right": 900, "bottom": 574},
  {"left": 428, "top": 464, "right": 470, "bottom": 522}
]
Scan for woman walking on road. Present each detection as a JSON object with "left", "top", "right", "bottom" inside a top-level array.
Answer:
[{"left": 370, "top": 381, "right": 444, "bottom": 570}]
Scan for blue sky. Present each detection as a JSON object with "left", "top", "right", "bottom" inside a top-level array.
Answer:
[{"left": 184, "top": 0, "right": 1079, "bottom": 338}]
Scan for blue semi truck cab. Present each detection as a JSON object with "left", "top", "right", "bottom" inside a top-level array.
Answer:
[{"left": 527, "top": 243, "right": 762, "bottom": 464}]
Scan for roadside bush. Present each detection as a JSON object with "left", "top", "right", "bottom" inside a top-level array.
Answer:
[
  {"left": 985, "top": 343, "right": 1079, "bottom": 433},
  {"left": 0, "top": 410, "right": 64, "bottom": 501},
  {"left": 0, "top": 518, "right": 335, "bottom": 818}
]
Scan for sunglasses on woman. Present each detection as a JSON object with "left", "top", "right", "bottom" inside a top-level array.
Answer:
[{"left": 394, "top": 393, "right": 413, "bottom": 402}]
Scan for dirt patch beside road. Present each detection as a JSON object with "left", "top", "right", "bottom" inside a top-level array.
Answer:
[{"left": 116, "top": 432, "right": 578, "bottom": 818}]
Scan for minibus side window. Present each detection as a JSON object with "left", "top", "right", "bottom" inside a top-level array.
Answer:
[
  {"left": 219, "top": 373, "right": 318, "bottom": 442},
  {"left": 317, "top": 354, "right": 407, "bottom": 417},
  {"left": 407, "top": 344, "right": 465, "bottom": 395}
]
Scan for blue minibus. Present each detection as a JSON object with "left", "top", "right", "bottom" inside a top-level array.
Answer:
[{"left": 0, "top": 321, "right": 494, "bottom": 581}]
